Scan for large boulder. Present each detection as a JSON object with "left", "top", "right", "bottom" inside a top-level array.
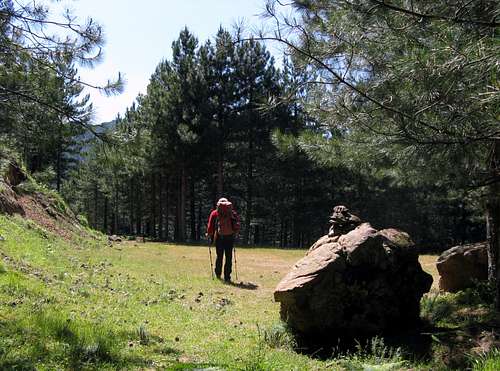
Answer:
[
  {"left": 274, "top": 222, "right": 432, "bottom": 337},
  {"left": 437, "top": 242, "right": 488, "bottom": 293},
  {"left": 5, "top": 161, "right": 27, "bottom": 186},
  {"left": 0, "top": 160, "right": 25, "bottom": 215},
  {"left": 0, "top": 180, "right": 24, "bottom": 215}
]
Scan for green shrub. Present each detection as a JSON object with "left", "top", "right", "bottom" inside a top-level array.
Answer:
[
  {"left": 420, "top": 293, "right": 455, "bottom": 324},
  {"left": 456, "top": 281, "right": 495, "bottom": 307},
  {"left": 77, "top": 214, "right": 90, "bottom": 228},
  {"left": 138, "top": 324, "right": 150, "bottom": 345},
  {"left": 260, "top": 322, "right": 296, "bottom": 350},
  {"left": 331, "top": 337, "right": 406, "bottom": 370},
  {"left": 471, "top": 349, "right": 500, "bottom": 371},
  {"left": 31, "top": 167, "right": 56, "bottom": 188}
]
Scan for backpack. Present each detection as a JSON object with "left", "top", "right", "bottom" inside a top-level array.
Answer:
[{"left": 216, "top": 200, "right": 239, "bottom": 236}]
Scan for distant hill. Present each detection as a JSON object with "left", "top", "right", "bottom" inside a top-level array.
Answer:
[
  {"left": 73, "top": 120, "right": 117, "bottom": 160},
  {"left": 78, "top": 120, "right": 117, "bottom": 143}
]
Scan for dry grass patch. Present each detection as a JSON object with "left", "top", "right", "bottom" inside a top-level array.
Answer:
[{"left": 419, "top": 254, "right": 439, "bottom": 290}]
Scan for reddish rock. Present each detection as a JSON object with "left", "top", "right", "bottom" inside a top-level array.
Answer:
[
  {"left": 437, "top": 242, "right": 488, "bottom": 293},
  {"left": 0, "top": 180, "right": 24, "bottom": 215},
  {"left": 5, "top": 162, "right": 27, "bottom": 186},
  {"left": 274, "top": 223, "right": 432, "bottom": 337}
]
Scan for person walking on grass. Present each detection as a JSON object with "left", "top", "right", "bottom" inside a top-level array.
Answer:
[{"left": 206, "top": 197, "right": 241, "bottom": 282}]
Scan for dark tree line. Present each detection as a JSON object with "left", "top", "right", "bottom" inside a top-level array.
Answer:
[{"left": 64, "top": 27, "right": 485, "bottom": 249}]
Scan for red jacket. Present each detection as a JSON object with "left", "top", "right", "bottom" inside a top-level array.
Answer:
[{"left": 207, "top": 209, "right": 241, "bottom": 237}]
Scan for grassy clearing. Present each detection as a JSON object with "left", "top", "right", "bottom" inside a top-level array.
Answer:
[
  {"left": 0, "top": 214, "right": 497, "bottom": 370},
  {"left": 0, "top": 214, "right": 321, "bottom": 369}
]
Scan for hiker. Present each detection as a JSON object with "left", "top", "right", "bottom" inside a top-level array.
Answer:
[{"left": 206, "top": 197, "right": 241, "bottom": 281}]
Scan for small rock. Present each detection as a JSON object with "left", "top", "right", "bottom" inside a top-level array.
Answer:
[
  {"left": 175, "top": 336, "right": 180, "bottom": 342},
  {"left": 108, "top": 235, "right": 122, "bottom": 243}
]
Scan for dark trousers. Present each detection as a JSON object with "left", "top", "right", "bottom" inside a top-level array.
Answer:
[{"left": 215, "top": 234, "right": 234, "bottom": 280}]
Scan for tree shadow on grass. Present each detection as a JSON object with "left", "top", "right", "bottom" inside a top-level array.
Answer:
[
  {"left": 293, "top": 323, "right": 435, "bottom": 363},
  {"left": 0, "top": 316, "right": 189, "bottom": 371}
]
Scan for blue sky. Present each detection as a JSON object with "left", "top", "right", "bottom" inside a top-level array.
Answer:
[{"left": 51, "top": 0, "right": 272, "bottom": 123}]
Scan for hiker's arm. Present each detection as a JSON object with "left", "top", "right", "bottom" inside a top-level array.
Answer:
[{"left": 206, "top": 210, "right": 217, "bottom": 239}]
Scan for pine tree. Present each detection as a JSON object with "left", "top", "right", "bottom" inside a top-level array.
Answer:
[{"left": 263, "top": 0, "right": 500, "bottom": 305}]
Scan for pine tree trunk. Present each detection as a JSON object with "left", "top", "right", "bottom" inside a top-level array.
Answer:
[
  {"left": 197, "top": 196, "right": 202, "bottom": 241},
  {"left": 217, "top": 149, "right": 224, "bottom": 198},
  {"left": 159, "top": 173, "right": 164, "bottom": 240},
  {"left": 129, "top": 178, "right": 134, "bottom": 235},
  {"left": 113, "top": 185, "right": 118, "bottom": 234},
  {"left": 243, "top": 130, "right": 254, "bottom": 245},
  {"left": 283, "top": 219, "right": 288, "bottom": 247},
  {"left": 165, "top": 176, "right": 170, "bottom": 241},
  {"left": 190, "top": 179, "right": 196, "bottom": 241},
  {"left": 56, "top": 121, "right": 62, "bottom": 192},
  {"left": 136, "top": 179, "right": 142, "bottom": 237},
  {"left": 93, "top": 182, "right": 98, "bottom": 228},
  {"left": 151, "top": 172, "right": 157, "bottom": 239},
  {"left": 486, "top": 139, "right": 500, "bottom": 310},
  {"left": 103, "top": 196, "right": 108, "bottom": 234},
  {"left": 180, "top": 167, "right": 186, "bottom": 241},
  {"left": 176, "top": 165, "right": 187, "bottom": 242}
]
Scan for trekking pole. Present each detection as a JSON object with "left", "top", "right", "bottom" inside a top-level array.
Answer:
[
  {"left": 208, "top": 238, "right": 214, "bottom": 280},
  {"left": 233, "top": 245, "right": 238, "bottom": 281}
]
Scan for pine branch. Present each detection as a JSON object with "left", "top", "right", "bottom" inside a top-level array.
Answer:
[{"left": 369, "top": 0, "right": 500, "bottom": 28}]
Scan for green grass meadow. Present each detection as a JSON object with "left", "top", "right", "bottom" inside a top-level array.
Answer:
[
  {"left": 1, "top": 214, "right": 499, "bottom": 370},
  {"left": 0, "top": 214, "right": 325, "bottom": 370}
]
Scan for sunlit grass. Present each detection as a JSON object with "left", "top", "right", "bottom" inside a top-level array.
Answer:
[
  {"left": 0, "top": 214, "right": 321, "bottom": 369},
  {"left": 5, "top": 213, "right": 479, "bottom": 370}
]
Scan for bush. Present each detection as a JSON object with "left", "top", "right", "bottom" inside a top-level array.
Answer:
[
  {"left": 77, "top": 214, "right": 89, "bottom": 228},
  {"left": 456, "top": 281, "right": 495, "bottom": 307},
  {"left": 471, "top": 349, "right": 500, "bottom": 371},
  {"left": 260, "top": 322, "right": 296, "bottom": 350},
  {"left": 138, "top": 324, "right": 150, "bottom": 345},
  {"left": 421, "top": 293, "right": 455, "bottom": 324},
  {"left": 31, "top": 167, "right": 56, "bottom": 188},
  {"left": 331, "top": 337, "right": 406, "bottom": 370}
]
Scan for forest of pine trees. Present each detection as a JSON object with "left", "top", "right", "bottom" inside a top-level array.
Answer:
[
  {"left": 0, "top": 3, "right": 489, "bottom": 249},
  {"left": 60, "top": 28, "right": 485, "bottom": 248}
]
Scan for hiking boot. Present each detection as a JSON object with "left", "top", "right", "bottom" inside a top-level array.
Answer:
[{"left": 224, "top": 277, "right": 231, "bottom": 282}]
